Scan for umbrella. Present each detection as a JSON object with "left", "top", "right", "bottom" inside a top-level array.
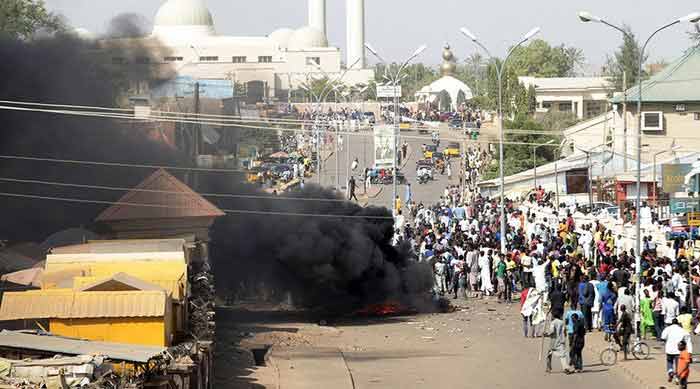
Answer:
[{"left": 269, "top": 151, "right": 289, "bottom": 159}]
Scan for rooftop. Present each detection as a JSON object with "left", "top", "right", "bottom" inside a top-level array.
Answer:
[
  {"left": 95, "top": 169, "right": 224, "bottom": 222},
  {"left": 0, "top": 330, "right": 166, "bottom": 363},
  {"left": 612, "top": 46, "right": 700, "bottom": 103},
  {"left": 518, "top": 76, "right": 612, "bottom": 91}
]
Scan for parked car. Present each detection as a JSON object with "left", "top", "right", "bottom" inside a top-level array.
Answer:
[{"left": 579, "top": 201, "right": 616, "bottom": 215}]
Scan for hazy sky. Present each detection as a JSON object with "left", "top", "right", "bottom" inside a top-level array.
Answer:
[{"left": 45, "top": 0, "right": 699, "bottom": 70}]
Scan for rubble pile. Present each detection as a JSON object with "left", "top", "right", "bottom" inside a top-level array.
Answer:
[{"left": 189, "top": 250, "right": 216, "bottom": 341}]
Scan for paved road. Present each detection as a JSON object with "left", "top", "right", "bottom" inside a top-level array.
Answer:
[
  {"left": 319, "top": 123, "right": 479, "bottom": 209},
  {"left": 217, "top": 298, "right": 638, "bottom": 389}
]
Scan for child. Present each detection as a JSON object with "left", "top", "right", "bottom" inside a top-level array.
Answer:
[{"left": 678, "top": 340, "right": 691, "bottom": 389}]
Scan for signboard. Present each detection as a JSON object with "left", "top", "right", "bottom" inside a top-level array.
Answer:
[
  {"left": 373, "top": 125, "right": 395, "bottom": 168},
  {"left": 670, "top": 197, "right": 700, "bottom": 214},
  {"left": 662, "top": 164, "right": 694, "bottom": 193},
  {"left": 376, "top": 85, "right": 402, "bottom": 98}
]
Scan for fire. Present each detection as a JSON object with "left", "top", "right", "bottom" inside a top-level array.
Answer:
[{"left": 354, "top": 302, "right": 409, "bottom": 317}]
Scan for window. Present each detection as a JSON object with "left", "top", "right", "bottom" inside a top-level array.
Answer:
[
  {"left": 694, "top": 112, "right": 700, "bottom": 121},
  {"left": 306, "top": 57, "right": 321, "bottom": 66},
  {"left": 558, "top": 102, "right": 572, "bottom": 112},
  {"left": 135, "top": 57, "right": 150, "bottom": 64},
  {"left": 642, "top": 111, "right": 663, "bottom": 131},
  {"left": 541, "top": 102, "right": 552, "bottom": 109},
  {"left": 199, "top": 56, "right": 219, "bottom": 62},
  {"left": 258, "top": 56, "right": 272, "bottom": 63},
  {"left": 232, "top": 56, "right": 247, "bottom": 63},
  {"left": 111, "top": 57, "right": 127, "bottom": 65},
  {"left": 164, "top": 56, "right": 183, "bottom": 62}
]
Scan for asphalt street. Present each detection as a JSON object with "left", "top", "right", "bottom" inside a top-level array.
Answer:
[{"left": 320, "top": 123, "right": 485, "bottom": 209}]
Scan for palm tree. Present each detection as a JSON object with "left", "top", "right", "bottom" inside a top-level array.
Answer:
[{"left": 564, "top": 47, "right": 586, "bottom": 77}]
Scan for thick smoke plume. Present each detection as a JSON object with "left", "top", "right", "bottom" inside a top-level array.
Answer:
[
  {"left": 208, "top": 179, "right": 433, "bottom": 312},
  {"left": 0, "top": 17, "right": 433, "bottom": 312}
]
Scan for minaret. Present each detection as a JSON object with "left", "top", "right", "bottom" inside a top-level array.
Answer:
[
  {"left": 308, "top": 0, "right": 327, "bottom": 37},
  {"left": 346, "top": 0, "right": 365, "bottom": 70}
]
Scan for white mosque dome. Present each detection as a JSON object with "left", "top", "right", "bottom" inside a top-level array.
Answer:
[
  {"left": 269, "top": 28, "right": 295, "bottom": 50},
  {"left": 288, "top": 26, "right": 328, "bottom": 50},
  {"left": 152, "top": 0, "right": 216, "bottom": 40}
]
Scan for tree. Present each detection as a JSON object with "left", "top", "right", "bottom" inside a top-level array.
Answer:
[
  {"left": 374, "top": 62, "right": 438, "bottom": 99},
  {"left": 564, "top": 47, "right": 586, "bottom": 77},
  {"left": 0, "top": 0, "right": 63, "bottom": 39},
  {"left": 604, "top": 25, "right": 646, "bottom": 92},
  {"left": 508, "top": 39, "right": 579, "bottom": 77}
]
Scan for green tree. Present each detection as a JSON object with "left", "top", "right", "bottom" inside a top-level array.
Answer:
[
  {"left": 508, "top": 39, "right": 579, "bottom": 77},
  {"left": 0, "top": 0, "right": 63, "bottom": 39},
  {"left": 374, "top": 62, "right": 438, "bottom": 100},
  {"left": 604, "top": 25, "right": 646, "bottom": 92}
]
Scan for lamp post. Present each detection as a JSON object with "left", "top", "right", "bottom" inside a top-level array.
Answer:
[
  {"left": 652, "top": 142, "right": 681, "bottom": 207},
  {"left": 533, "top": 139, "right": 555, "bottom": 189},
  {"left": 366, "top": 43, "right": 427, "bottom": 214},
  {"left": 460, "top": 26, "right": 540, "bottom": 254},
  {"left": 579, "top": 10, "right": 700, "bottom": 289}
]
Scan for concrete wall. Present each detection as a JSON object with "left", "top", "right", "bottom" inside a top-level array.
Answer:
[{"left": 613, "top": 102, "right": 700, "bottom": 162}]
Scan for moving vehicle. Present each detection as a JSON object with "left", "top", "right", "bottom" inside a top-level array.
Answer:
[
  {"left": 579, "top": 201, "right": 616, "bottom": 215},
  {"left": 448, "top": 119, "right": 463, "bottom": 130},
  {"left": 445, "top": 142, "right": 461, "bottom": 158},
  {"left": 423, "top": 145, "right": 438, "bottom": 159},
  {"left": 416, "top": 160, "right": 434, "bottom": 181}
]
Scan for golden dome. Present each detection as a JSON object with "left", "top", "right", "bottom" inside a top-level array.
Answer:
[{"left": 441, "top": 44, "right": 457, "bottom": 76}]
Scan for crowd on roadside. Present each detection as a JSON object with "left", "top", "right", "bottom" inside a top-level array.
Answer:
[{"left": 394, "top": 174, "right": 699, "bottom": 384}]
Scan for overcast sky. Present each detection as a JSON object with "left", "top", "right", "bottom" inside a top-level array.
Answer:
[{"left": 46, "top": 0, "right": 699, "bottom": 70}]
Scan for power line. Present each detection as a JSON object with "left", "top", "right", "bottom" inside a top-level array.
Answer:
[
  {"left": 0, "top": 177, "right": 349, "bottom": 203},
  {"left": 0, "top": 192, "right": 393, "bottom": 220},
  {"left": 0, "top": 155, "right": 248, "bottom": 173}
]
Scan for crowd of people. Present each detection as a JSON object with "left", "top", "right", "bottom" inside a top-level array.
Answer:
[{"left": 394, "top": 177, "right": 699, "bottom": 384}]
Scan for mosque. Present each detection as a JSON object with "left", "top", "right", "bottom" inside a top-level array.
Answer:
[{"left": 98, "top": 0, "right": 374, "bottom": 103}]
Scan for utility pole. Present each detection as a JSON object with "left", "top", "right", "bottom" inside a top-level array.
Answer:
[
  {"left": 622, "top": 70, "right": 628, "bottom": 172},
  {"left": 190, "top": 82, "right": 202, "bottom": 190}
]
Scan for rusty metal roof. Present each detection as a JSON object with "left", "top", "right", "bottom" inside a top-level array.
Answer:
[
  {"left": 95, "top": 169, "right": 224, "bottom": 222},
  {"left": 0, "top": 290, "right": 167, "bottom": 320},
  {"left": 0, "top": 330, "right": 166, "bottom": 363}
]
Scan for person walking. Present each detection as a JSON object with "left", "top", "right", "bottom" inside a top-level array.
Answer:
[
  {"left": 579, "top": 275, "right": 595, "bottom": 331},
  {"left": 570, "top": 313, "right": 586, "bottom": 373},
  {"left": 348, "top": 176, "right": 358, "bottom": 201},
  {"left": 677, "top": 340, "right": 691, "bottom": 389},
  {"left": 662, "top": 319, "right": 693, "bottom": 383},
  {"left": 546, "top": 312, "right": 572, "bottom": 374}
]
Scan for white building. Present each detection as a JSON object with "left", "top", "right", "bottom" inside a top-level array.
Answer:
[
  {"left": 99, "top": 0, "right": 373, "bottom": 102},
  {"left": 519, "top": 76, "right": 612, "bottom": 120},
  {"left": 415, "top": 45, "right": 473, "bottom": 111}
]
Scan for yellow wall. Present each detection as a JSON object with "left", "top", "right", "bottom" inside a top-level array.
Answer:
[
  {"left": 43, "top": 260, "right": 186, "bottom": 298},
  {"left": 50, "top": 317, "right": 169, "bottom": 347}
]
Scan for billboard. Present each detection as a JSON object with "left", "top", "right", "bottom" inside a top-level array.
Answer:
[
  {"left": 662, "top": 164, "right": 695, "bottom": 193},
  {"left": 670, "top": 197, "right": 700, "bottom": 214},
  {"left": 374, "top": 125, "right": 396, "bottom": 168}
]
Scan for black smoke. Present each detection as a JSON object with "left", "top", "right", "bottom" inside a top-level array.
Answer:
[
  {"left": 0, "top": 19, "right": 180, "bottom": 242},
  {"left": 208, "top": 180, "right": 433, "bottom": 312},
  {"left": 105, "top": 13, "right": 150, "bottom": 39},
  {"left": 0, "top": 16, "right": 433, "bottom": 312}
]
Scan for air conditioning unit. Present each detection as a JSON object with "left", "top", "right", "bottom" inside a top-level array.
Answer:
[{"left": 642, "top": 111, "right": 663, "bottom": 132}]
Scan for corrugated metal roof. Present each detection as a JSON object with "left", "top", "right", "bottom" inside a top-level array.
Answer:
[
  {"left": 612, "top": 46, "right": 700, "bottom": 103},
  {"left": 0, "top": 290, "right": 167, "bottom": 320},
  {"left": 519, "top": 76, "right": 611, "bottom": 91},
  {"left": 0, "top": 330, "right": 165, "bottom": 363},
  {"left": 50, "top": 239, "right": 186, "bottom": 255},
  {"left": 95, "top": 169, "right": 224, "bottom": 222}
]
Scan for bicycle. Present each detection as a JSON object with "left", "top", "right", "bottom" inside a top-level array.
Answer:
[{"left": 599, "top": 334, "right": 651, "bottom": 366}]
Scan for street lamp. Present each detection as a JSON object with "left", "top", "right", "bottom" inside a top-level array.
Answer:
[
  {"left": 366, "top": 42, "right": 427, "bottom": 214},
  {"left": 579, "top": 9, "right": 700, "bottom": 290},
  {"left": 460, "top": 26, "right": 540, "bottom": 254},
  {"left": 533, "top": 140, "right": 555, "bottom": 188},
  {"left": 652, "top": 142, "right": 682, "bottom": 207}
]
